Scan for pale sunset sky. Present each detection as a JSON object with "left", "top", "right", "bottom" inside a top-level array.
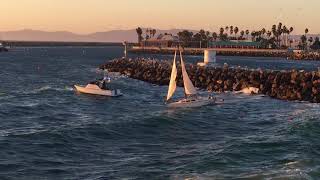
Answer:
[{"left": 0, "top": 0, "right": 319, "bottom": 34}]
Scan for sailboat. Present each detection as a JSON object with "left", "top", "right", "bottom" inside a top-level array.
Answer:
[{"left": 166, "top": 50, "right": 216, "bottom": 108}]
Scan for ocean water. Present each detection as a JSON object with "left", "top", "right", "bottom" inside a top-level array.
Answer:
[{"left": 0, "top": 47, "right": 320, "bottom": 179}]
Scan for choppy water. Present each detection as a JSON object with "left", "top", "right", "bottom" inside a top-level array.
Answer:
[{"left": 1, "top": 47, "right": 320, "bottom": 179}]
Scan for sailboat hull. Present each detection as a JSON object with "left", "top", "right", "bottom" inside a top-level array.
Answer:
[{"left": 167, "top": 97, "right": 216, "bottom": 108}]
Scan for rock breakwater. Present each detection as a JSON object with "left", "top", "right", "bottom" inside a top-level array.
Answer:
[{"left": 100, "top": 58, "right": 320, "bottom": 103}]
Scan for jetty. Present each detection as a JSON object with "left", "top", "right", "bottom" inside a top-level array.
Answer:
[
  {"left": 129, "top": 46, "right": 288, "bottom": 57},
  {"left": 101, "top": 58, "right": 320, "bottom": 103}
]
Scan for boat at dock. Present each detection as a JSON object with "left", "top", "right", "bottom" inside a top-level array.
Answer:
[
  {"left": 0, "top": 43, "right": 9, "bottom": 52},
  {"left": 166, "top": 50, "right": 216, "bottom": 108}
]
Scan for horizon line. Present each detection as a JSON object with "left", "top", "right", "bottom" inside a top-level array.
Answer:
[{"left": 1, "top": 28, "right": 319, "bottom": 36}]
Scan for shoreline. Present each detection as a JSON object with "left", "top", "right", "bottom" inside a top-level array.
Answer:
[{"left": 129, "top": 46, "right": 320, "bottom": 60}]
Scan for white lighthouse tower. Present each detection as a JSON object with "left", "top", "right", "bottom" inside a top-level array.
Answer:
[{"left": 198, "top": 49, "right": 217, "bottom": 66}]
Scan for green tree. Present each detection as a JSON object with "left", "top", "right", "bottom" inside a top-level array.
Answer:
[{"left": 177, "top": 30, "right": 194, "bottom": 47}]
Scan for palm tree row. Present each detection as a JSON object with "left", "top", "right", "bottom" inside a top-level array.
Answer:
[
  {"left": 146, "top": 29, "right": 157, "bottom": 39},
  {"left": 135, "top": 27, "right": 157, "bottom": 43},
  {"left": 137, "top": 24, "right": 318, "bottom": 50}
]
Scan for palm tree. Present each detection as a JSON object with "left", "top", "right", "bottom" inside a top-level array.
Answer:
[
  {"left": 219, "top": 27, "right": 224, "bottom": 36},
  {"left": 282, "top": 26, "right": 288, "bottom": 47},
  {"left": 245, "top": 30, "right": 250, "bottom": 40},
  {"left": 152, "top": 29, "right": 157, "bottom": 37},
  {"left": 146, "top": 29, "right": 150, "bottom": 39},
  {"left": 288, "top": 27, "right": 294, "bottom": 47},
  {"left": 230, "top": 26, "right": 234, "bottom": 38},
  {"left": 219, "top": 28, "right": 227, "bottom": 41},
  {"left": 251, "top": 31, "right": 256, "bottom": 41},
  {"left": 267, "top": 31, "right": 272, "bottom": 38},
  {"left": 240, "top": 30, "right": 245, "bottom": 39},
  {"left": 234, "top": 27, "right": 239, "bottom": 39},
  {"left": 212, "top": 32, "right": 218, "bottom": 41},
  {"left": 308, "top": 37, "right": 313, "bottom": 44},
  {"left": 136, "top": 27, "right": 143, "bottom": 43},
  {"left": 277, "top": 22, "right": 283, "bottom": 47},
  {"left": 289, "top": 39, "right": 293, "bottom": 48},
  {"left": 261, "top": 28, "right": 266, "bottom": 38},
  {"left": 300, "top": 35, "right": 307, "bottom": 50},
  {"left": 289, "top": 27, "right": 294, "bottom": 33},
  {"left": 272, "top": 24, "right": 277, "bottom": 36},
  {"left": 305, "top": 28, "right": 309, "bottom": 48}
]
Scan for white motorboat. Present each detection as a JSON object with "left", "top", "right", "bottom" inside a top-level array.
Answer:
[
  {"left": 74, "top": 76, "right": 122, "bottom": 97},
  {"left": 74, "top": 84, "right": 122, "bottom": 97},
  {"left": 166, "top": 50, "right": 216, "bottom": 108},
  {"left": 237, "top": 87, "right": 259, "bottom": 95}
]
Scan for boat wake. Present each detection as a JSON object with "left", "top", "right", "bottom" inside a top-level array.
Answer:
[{"left": 30, "top": 86, "right": 74, "bottom": 94}]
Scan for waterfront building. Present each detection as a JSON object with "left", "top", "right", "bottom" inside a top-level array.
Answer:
[{"left": 141, "top": 34, "right": 180, "bottom": 48}]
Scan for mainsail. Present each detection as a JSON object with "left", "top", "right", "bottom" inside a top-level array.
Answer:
[
  {"left": 180, "top": 51, "right": 197, "bottom": 95},
  {"left": 166, "top": 51, "right": 178, "bottom": 101}
]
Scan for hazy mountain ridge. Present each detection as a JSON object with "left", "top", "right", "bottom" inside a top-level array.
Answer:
[
  {"left": 0, "top": 29, "right": 318, "bottom": 43},
  {"left": 0, "top": 29, "right": 189, "bottom": 43}
]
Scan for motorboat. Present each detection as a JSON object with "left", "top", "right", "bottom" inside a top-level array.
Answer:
[
  {"left": 0, "top": 42, "right": 9, "bottom": 52},
  {"left": 74, "top": 76, "right": 122, "bottom": 97},
  {"left": 237, "top": 87, "right": 259, "bottom": 95},
  {"left": 166, "top": 50, "right": 216, "bottom": 108}
]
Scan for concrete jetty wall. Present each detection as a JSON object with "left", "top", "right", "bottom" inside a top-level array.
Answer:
[{"left": 101, "top": 58, "right": 320, "bottom": 103}]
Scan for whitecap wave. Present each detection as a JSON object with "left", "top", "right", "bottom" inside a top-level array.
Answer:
[
  {"left": 0, "top": 126, "right": 46, "bottom": 137},
  {"left": 30, "top": 86, "right": 74, "bottom": 94}
]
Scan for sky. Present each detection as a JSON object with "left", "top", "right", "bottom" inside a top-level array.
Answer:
[{"left": 0, "top": 0, "right": 319, "bottom": 34}]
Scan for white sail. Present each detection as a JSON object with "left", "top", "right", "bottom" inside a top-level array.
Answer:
[
  {"left": 180, "top": 51, "right": 197, "bottom": 95},
  {"left": 167, "top": 51, "right": 178, "bottom": 101}
]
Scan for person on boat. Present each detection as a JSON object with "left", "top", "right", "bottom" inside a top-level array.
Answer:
[{"left": 97, "top": 79, "right": 106, "bottom": 90}]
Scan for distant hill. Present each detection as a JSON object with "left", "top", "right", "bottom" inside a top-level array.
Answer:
[
  {"left": 1, "top": 29, "right": 318, "bottom": 43},
  {"left": 0, "top": 28, "right": 191, "bottom": 43}
]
